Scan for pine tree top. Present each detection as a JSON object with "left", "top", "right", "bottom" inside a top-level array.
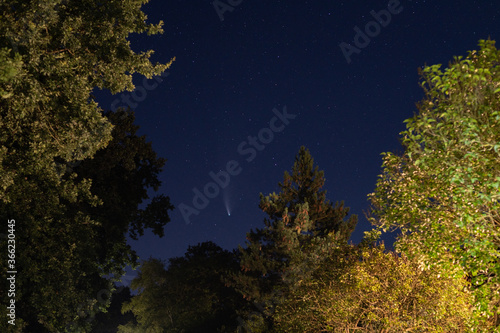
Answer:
[
  {"left": 233, "top": 146, "right": 357, "bottom": 311},
  {"left": 258, "top": 146, "right": 357, "bottom": 240}
]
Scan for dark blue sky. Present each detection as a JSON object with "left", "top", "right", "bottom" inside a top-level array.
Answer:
[{"left": 94, "top": 0, "right": 500, "bottom": 275}]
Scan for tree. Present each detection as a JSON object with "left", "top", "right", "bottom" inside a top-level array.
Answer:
[
  {"left": 273, "top": 243, "right": 478, "bottom": 332},
  {"left": 369, "top": 39, "right": 500, "bottom": 328},
  {"left": 0, "top": 108, "right": 173, "bottom": 332},
  {"left": 72, "top": 108, "right": 173, "bottom": 249},
  {"left": 230, "top": 146, "right": 357, "bottom": 330},
  {"left": 0, "top": 0, "right": 175, "bottom": 327},
  {"left": 0, "top": 0, "right": 174, "bottom": 203},
  {"left": 0, "top": 47, "right": 21, "bottom": 99},
  {"left": 92, "top": 287, "right": 137, "bottom": 333},
  {"left": 119, "top": 242, "right": 245, "bottom": 333}
]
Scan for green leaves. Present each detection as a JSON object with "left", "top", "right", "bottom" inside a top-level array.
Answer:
[
  {"left": 369, "top": 39, "right": 500, "bottom": 329},
  {"left": 0, "top": 1, "right": 174, "bottom": 331},
  {"left": 0, "top": 47, "right": 22, "bottom": 98}
]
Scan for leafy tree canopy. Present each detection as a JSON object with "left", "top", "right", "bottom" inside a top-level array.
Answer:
[
  {"left": 0, "top": 0, "right": 174, "bottom": 203},
  {"left": 274, "top": 243, "right": 478, "bottom": 332},
  {"left": 369, "top": 39, "right": 500, "bottom": 327},
  {"left": 119, "top": 242, "right": 244, "bottom": 333},
  {"left": 0, "top": 1, "right": 174, "bottom": 331}
]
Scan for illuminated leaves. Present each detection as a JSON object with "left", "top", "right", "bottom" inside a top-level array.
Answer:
[
  {"left": 369, "top": 39, "right": 500, "bottom": 328},
  {"left": 274, "top": 245, "right": 477, "bottom": 332}
]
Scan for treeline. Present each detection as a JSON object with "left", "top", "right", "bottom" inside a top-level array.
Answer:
[
  {"left": 111, "top": 147, "right": 479, "bottom": 332},
  {"left": 1, "top": 0, "right": 500, "bottom": 332},
  {"left": 114, "top": 40, "right": 500, "bottom": 332}
]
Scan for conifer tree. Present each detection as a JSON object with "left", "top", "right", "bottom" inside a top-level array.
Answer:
[{"left": 231, "top": 146, "right": 357, "bottom": 330}]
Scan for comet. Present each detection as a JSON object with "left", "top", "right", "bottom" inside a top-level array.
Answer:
[
  {"left": 223, "top": 190, "right": 231, "bottom": 216},
  {"left": 224, "top": 198, "right": 231, "bottom": 216}
]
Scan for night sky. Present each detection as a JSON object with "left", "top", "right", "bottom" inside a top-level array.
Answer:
[{"left": 93, "top": 0, "right": 500, "bottom": 280}]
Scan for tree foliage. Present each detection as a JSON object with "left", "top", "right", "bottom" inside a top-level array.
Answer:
[
  {"left": 0, "top": 1, "right": 174, "bottom": 331},
  {"left": 92, "top": 286, "right": 137, "bottom": 333},
  {"left": 119, "top": 242, "right": 245, "bottom": 333},
  {"left": 0, "top": 0, "right": 174, "bottom": 203},
  {"left": 369, "top": 39, "right": 500, "bottom": 328},
  {"left": 0, "top": 108, "right": 173, "bottom": 332},
  {"left": 274, "top": 244, "right": 478, "bottom": 332},
  {"left": 73, "top": 109, "right": 174, "bottom": 243}
]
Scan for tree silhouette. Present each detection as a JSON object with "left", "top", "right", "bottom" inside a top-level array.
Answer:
[{"left": 120, "top": 242, "right": 245, "bottom": 332}]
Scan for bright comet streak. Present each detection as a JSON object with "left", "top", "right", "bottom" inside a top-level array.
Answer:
[{"left": 224, "top": 196, "right": 231, "bottom": 216}]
